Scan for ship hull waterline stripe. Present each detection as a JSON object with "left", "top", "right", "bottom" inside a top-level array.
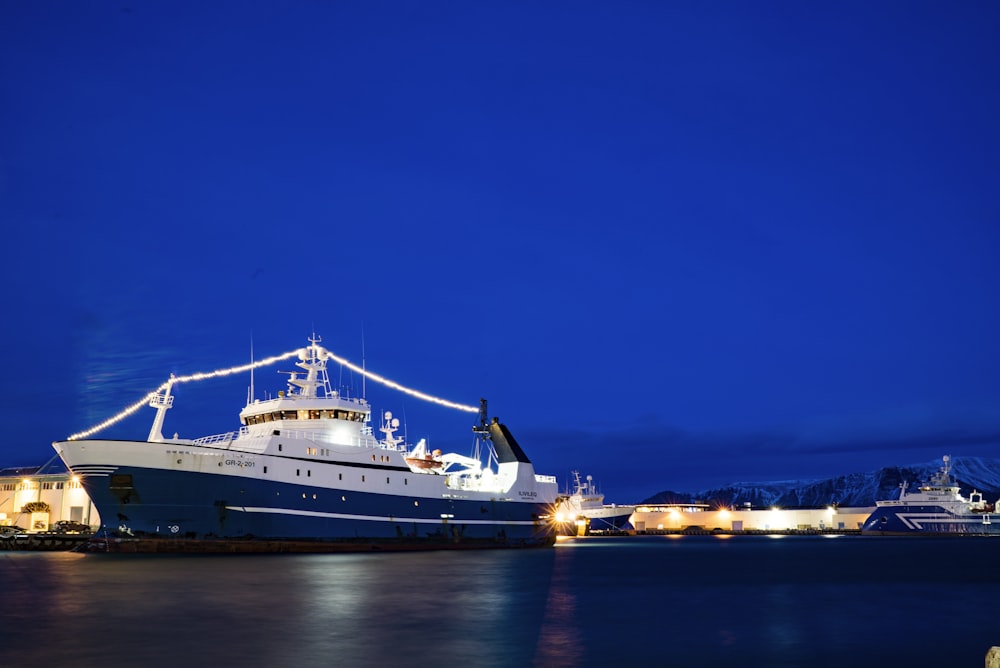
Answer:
[{"left": 225, "top": 505, "right": 543, "bottom": 526}]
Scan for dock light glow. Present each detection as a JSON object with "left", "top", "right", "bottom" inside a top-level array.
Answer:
[{"left": 66, "top": 343, "right": 478, "bottom": 441}]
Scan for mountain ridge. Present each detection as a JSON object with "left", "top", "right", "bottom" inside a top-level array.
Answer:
[{"left": 642, "top": 456, "right": 1000, "bottom": 508}]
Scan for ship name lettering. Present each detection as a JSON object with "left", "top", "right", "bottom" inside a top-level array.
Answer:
[{"left": 519, "top": 491, "right": 537, "bottom": 498}]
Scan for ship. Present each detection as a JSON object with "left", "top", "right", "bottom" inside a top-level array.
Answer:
[
  {"left": 553, "top": 471, "right": 635, "bottom": 535},
  {"left": 861, "top": 455, "right": 1000, "bottom": 535},
  {"left": 51, "top": 336, "right": 560, "bottom": 552}
]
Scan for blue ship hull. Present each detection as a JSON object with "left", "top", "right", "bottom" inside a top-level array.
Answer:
[
  {"left": 861, "top": 505, "right": 1000, "bottom": 535},
  {"left": 586, "top": 512, "right": 634, "bottom": 532},
  {"left": 80, "top": 464, "right": 555, "bottom": 549}
]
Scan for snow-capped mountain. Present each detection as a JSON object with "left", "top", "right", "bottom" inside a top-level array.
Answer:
[{"left": 642, "top": 456, "right": 1000, "bottom": 508}]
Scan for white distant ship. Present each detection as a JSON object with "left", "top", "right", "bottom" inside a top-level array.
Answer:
[
  {"left": 861, "top": 455, "right": 1000, "bottom": 535},
  {"left": 554, "top": 471, "right": 635, "bottom": 534}
]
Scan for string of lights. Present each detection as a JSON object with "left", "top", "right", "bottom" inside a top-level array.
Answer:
[
  {"left": 319, "top": 348, "right": 479, "bottom": 414},
  {"left": 66, "top": 344, "right": 477, "bottom": 441}
]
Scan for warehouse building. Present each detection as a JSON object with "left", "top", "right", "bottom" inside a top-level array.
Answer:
[{"left": 631, "top": 503, "right": 874, "bottom": 533}]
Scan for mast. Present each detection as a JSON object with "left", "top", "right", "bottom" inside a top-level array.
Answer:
[
  {"left": 249, "top": 334, "right": 255, "bottom": 404},
  {"left": 147, "top": 375, "right": 176, "bottom": 442}
]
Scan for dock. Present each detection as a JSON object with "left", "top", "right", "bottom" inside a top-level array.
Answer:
[{"left": 0, "top": 533, "right": 93, "bottom": 551}]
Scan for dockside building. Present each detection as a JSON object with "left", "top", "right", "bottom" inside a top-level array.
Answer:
[{"left": 0, "top": 464, "right": 100, "bottom": 532}]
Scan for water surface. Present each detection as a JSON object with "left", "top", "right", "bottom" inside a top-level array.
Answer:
[{"left": 2, "top": 535, "right": 998, "bottom": 667}]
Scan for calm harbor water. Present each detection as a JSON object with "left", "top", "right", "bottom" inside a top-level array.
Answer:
[{"left": 2, "top": 534, "right": 999, "bottom": 667}]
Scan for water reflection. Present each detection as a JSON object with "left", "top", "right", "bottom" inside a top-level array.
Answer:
[
  {"left": 0, "top": 549, "right": 563, "bottom": 667},
  {"left": 534, "top": 545, "right": 583, "bottom": 667}
]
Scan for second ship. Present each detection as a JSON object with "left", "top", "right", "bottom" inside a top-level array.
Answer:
[{"left": 554, "top": 471, "right": 636, "bottom": 535}]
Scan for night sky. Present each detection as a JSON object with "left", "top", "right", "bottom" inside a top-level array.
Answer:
[{"left": 2, "top": 2, "right": 998, "bottom": 503}]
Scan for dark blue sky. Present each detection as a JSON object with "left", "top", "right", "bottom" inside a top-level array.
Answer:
[{"left": 2, "top": 2, "right": 998, "bottom": 502}]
